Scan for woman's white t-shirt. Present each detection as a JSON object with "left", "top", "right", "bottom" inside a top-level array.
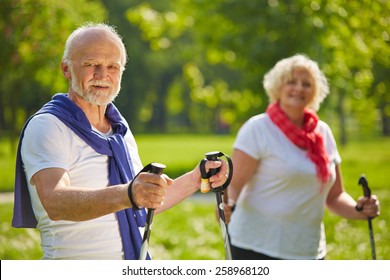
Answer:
[
  {"left": 21, "top": 113, "right": 143, "bottom": 259},
  {"left": 228, "top": 113, "right": 341, "bottom": 259}
]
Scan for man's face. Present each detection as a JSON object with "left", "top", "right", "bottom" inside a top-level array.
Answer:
[{"left": 67, "top": 31, "right": 123, "bottom": 106}]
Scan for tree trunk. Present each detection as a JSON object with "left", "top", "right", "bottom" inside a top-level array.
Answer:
[
  {"left": 337, "top": 89, "right": 347, "bottom": 146},
  {"left": 380, "top": 103, "right": 390, "bottom": 136}
]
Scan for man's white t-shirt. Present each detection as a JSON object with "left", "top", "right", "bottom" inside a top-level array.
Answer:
[
  {"left": 21, "top": 113, "right": 143, "bottom": 259},
  {"left": 228, "top": 113, "right": 341, "bottom": 259}
]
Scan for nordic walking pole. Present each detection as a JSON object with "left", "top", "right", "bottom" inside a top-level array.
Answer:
[
  {"left": 200, "top": 151, "right": 233, "bottom": 260},
  {"left": 358, "top": 174, "right": 376, "bottom": 260},
  {"left": 139, "top": 162, "right": 166, "bottom": 260}
]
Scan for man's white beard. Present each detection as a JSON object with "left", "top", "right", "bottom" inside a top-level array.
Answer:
[{"left": 69, "top": 67, "right": 121, "bottom": 106}]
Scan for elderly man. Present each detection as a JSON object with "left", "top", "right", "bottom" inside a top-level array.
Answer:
[{"left": 13, "top": 23, "right": 227, "bottom": 260}]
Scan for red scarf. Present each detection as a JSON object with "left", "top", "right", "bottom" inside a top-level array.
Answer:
[{"left": 266, "top": 102, "right": 330, "bottom": 184}]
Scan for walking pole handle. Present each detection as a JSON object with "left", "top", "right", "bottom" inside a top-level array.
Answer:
[
  {"left": 205, "top": 151, "right": 221, "bottom": 175},
  {"left": 139, "top": 162, "right": 166, "bottom": 260},
  {"left": 199, "top": 151, "right": 233, "bottom": 260},
  {"left": 199, "top": 151, "right": 233, "bottom": 193},
  {"left": 358, "top": 174, "right": 371, "bottom": 198},
  {"left": 199, "top": 151, "right": 220, "bottom": 193},
  {"left": 150, "top": 162, "right": 166, "bottom": 176}
]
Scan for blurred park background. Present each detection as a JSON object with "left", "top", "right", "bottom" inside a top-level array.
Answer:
[{"left": 0, "top": 0, "right": 389, "bottom": 260}]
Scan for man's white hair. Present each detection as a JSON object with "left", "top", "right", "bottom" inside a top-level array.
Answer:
[{"left": 62, "top": 22, "right": 128, "bottom": 71}]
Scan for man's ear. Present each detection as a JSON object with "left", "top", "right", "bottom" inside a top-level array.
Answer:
[{"left": 61, "top": 61, "right": 71, "bottom": 79}]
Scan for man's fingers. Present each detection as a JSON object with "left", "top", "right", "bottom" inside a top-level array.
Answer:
[
  {"left": 132, "top": 173, "right": 168, "bottom": 208},
  {"left": 204, "top": 160, "right": 222, "bottom": 172}
]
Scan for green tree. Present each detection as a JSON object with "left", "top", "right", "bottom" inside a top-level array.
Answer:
[
  {"left": 126, "top": 0, "right": 390, "bottom": 140},
  {"left": 3, "top": 1, "right": 388, "bottom": 139},
  {"left": 0, "top": 0, "right": 106, "bottom": 138},
  {"left": 100, "top": 0, "right": 167, "bottom": 132},
  {"left": 126, "top": 1, "right": 327, "bottom": 133},
  {"left": 318, "top": 0, "right": 390, "bottom": 142}
]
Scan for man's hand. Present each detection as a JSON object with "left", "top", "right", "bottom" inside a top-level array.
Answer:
[{"left": 130, "top": 173, "right": 173, "bottom": 209}]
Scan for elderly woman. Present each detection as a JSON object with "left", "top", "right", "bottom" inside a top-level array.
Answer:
[{"left": 225, "top": 54, "right": 380, "bottom": 260}]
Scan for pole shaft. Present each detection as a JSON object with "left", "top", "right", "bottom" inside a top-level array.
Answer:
[
  {"left": 368, "top": 219, "right": 376, "bottom": 260},
  {"left": 216, "top": 192, "right": 232, "bottom": 260},
  {"left": 358, "top": 175, "right": 376, "bottom": 260}
]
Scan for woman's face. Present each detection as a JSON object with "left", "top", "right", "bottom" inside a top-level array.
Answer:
[{"left": 279, "top": 68, "right": 315, "bottom": 111}]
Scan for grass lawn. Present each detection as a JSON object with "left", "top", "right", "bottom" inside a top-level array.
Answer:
[{"left": 0, "top": 135, "right": 389, "bottom": 260}]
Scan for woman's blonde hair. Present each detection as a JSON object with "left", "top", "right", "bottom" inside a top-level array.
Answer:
[{"left": 263, "top": 54, "right": 329, "bottom": 111}]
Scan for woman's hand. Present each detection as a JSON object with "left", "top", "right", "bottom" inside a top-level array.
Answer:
[{"left": 355, "top": 195, "right": 380, "bottom": 219}]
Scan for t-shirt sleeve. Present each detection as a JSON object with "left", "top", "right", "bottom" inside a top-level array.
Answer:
[
  {"left": 21, "top": 114, "right": 70, "bottom": 184},
  {"left": 233, "top": 116, "right": 267, "bottom": 160},
  {"left": 319, "top": 121, "right": 342, "bottom": 165}
]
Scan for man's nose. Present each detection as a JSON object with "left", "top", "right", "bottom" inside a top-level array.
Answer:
[{"left": 94, "top": 66, "right": 108, "bottom": 79}]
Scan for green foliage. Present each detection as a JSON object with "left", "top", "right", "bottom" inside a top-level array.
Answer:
[
  {"left": 125, "top": 0, "right": 390, "bottom": 137},
  {"left": 1, "top": 135, "right": 389, "bottom": 260},
  {"left": 1, "top": 1, "right": 390, "bottom": 138},
  {"left": 0, "top": 0, "right": 107, "bottom": 132}
]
